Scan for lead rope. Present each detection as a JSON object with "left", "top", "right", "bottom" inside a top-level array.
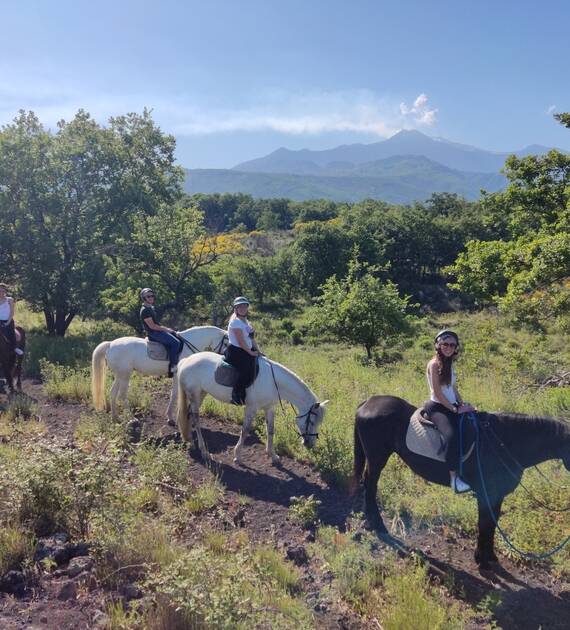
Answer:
[{"left": 462, "top": 412, "right": 570, "bottom": 560}]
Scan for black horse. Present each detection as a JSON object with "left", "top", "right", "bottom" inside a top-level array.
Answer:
[
  {"left": 353, "top": 395, "right": 570, "bottom": 569},
  {"left": 0, "top": 325, "right": 25, "bottom": 393}
]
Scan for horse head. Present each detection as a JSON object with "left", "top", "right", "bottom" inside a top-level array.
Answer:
[{"left": 296, "top": 400, "right": 329, "bottom": 449}]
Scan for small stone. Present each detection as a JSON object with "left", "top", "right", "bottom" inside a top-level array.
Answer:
[
  {"left": 0, "top": 569, "right": 26, "bottom": 595},
  {"left": 40, "top": 616, "right": 49, "bottom": 624},
  {"left": 286, "top": 544, "right": 309, "bottom": 566},
  {"left": 314, "top": 601, "right": 328, "bottom": 612},
  {"left": 57, "top": 580, "right": 77, "bottom": 601},
  {"left": 121, "top": 584, "right": 143, "bottom": 600},
  {"left": 92, "top": 610, "right": 110, "bottom": 627},
  {"left": 66, "top": 556, "right": 94, "bottom": 578}
]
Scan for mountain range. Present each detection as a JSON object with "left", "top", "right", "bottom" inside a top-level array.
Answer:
[{"left": 183, "top": 130, "right": 559, "bottom": 204}]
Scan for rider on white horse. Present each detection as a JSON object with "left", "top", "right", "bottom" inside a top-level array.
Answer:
[
  {"left": 0, "top": 283, "right": 23, "bottom": 357},
  {"left": 139, "top": 288, "right": 181, "bottom": 377},
  {"left": 224, "top": 296, "right": 261, "bottom": 406}
]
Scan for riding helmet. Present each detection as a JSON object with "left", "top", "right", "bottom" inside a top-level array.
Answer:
[
  {"left": 140, "top": 287, "right": 155, "bottom": 300},
  {"left": 434, "top": 329, "right": 459, "bottom": 345},
  {"left": 233, "top": 296, "right": 250, "bottom": 307}
]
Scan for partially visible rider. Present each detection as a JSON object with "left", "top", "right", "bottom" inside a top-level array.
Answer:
[
  {"left": 0, "top": 283, "right": 23, "bottom": 356},
  {"left": 424, "top": 330, "right": 475, "bottom": 494},
  {"left": 224, "top": 296, "right": 260, "bottom": 405},
  {"left": 139, "top": 288, "right": 181, "bottom": 377}
]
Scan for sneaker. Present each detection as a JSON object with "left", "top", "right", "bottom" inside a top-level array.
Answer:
[
  {"left": 451, "top": 477, "right": 471, "bottom": 494},
  {"left": 15, "top": 348, "right": 24, "bottom": 356},
  {"left": 170, "top": 365, "right": 178, "bottom": 374}
]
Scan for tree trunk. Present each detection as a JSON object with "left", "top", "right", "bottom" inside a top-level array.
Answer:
[
  {"left": 44, "top": 308, "right": 56, "bottom": 336},
  {"left": 44, "top": 308, "right": 76, "bottom": 336},
  {"left": 365, "top": 345, "right": 372, "bottom": 360}
]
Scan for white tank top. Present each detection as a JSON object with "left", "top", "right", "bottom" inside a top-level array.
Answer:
[
  {"left": 427, "top": 363, "right": 457, "bottom": 405},
  {"left": 0, "top": 300, "right": 10, "bottom": 320}
]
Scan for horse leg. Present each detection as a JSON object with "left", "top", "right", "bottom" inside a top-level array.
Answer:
[
  {"left": 362, "top": 450, "right": 391, "bottom": 534},
  {"left": 165, "top": 377, "right": 178, "bottom": 426},
  {"left": 110, "top": 372, "right": 131, "bottom": 419},
  {"left": 475, "top": 495, "right": 503, "bottom": 568},
  {"left": 189, "top": 393, "right": 210, "bottom": 462},
  {"left": 234, "top": 406, "right": 256, "bottom": 465},
  {"left": 264, "top": 406, "right": 280, "bottom": 465}
]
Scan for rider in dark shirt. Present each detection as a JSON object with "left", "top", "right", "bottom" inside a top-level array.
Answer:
[{"left": 139, "top": 288, "right": 181, "bottom": 376}]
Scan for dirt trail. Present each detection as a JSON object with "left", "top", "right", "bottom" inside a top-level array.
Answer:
[{"left": 1, "top": 382, "right": 569, "bottom": 629}]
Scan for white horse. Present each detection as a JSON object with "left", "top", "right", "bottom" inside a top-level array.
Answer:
[
  {"left": 176, "top": 351, "right": 329, "bottom": 464},
  {"left": 92, "top": 326, "right": 227, "bottom": 422}
]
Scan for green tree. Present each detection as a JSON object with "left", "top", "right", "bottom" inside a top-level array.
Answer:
[
  {"left": 309, "top": 258, "right": 413, "bottom": 359},
  {"left": 0, "top": 109, "right": 182, "bottom": 335},
  {"left": 287, "top": 220, "right": 353, "bottom": 297}
]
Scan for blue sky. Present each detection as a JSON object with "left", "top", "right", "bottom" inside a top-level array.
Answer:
[{"left": 1, "top": 0, "right": 569, "bottom": 168}]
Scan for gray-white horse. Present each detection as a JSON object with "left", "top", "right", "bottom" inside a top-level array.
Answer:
[
  {"left": 92, "top": 326, "right": 227, "bottom": 422},
  {"left": 176, "top": 351, "right": 329, "bottom": 464}
]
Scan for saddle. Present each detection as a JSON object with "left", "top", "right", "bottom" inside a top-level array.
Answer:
[
  {"left": 406, "top": 408, "right": 474, "bottom": 463},
  {"left": 146, "top": 340, "right": 169, "bottom": 361},
  {"left": 145, "top": 337, "right": 184, "bottom": 362},
  {"left": 214, "top": 357, "right": 260, "bottom": 388}
]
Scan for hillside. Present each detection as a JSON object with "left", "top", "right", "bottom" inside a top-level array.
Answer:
[
  {"left": 233, "top": 129, "right": 559, "bottom": 174},
  {"left": 183, "top": 154, "right": 505, "bottom": 203}
]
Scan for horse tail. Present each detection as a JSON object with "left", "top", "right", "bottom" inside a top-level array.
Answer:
[
  {"left": 351, "top": 418, "right": 366, "bottom": 495},
  {"left": 176, "top": 374, "right": 191, "bottom": 441},
  {"left": 92, "top": 341, "right": 110, "bottom": 411}
]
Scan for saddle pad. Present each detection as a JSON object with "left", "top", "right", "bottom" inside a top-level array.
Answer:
[
  {"left": 214, "top": 358, "right": 260, "bottom": 388},
  {"left": 146, "top": 340, "right": 168, "bottom": 361},
  {"left": 406, "top": 408, "right": 446, "bottom": 462}
]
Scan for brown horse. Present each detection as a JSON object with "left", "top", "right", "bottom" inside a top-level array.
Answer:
[
  {"left": 353, "top": 395, "right": 570, "bottom": 569},
  {"left": 0, "top": 325, "right": 25, "bottom": 393}
]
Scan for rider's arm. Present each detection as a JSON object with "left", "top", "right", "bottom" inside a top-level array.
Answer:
[
  {"left": 428, "top": 362, "right": 457, "bottom": 413},
  {"left": 7, "top": 298, "right": 14, "bottom": 324},
  {"left": 143, "top": 317, "right": 173, "bottom": 333},
  {"left": 234, "top": 328, "right": 258, "bottom": 356}
]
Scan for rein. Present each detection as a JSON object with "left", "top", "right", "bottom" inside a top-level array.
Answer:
[
  {"left": 267, "top": 359, "right": 319, "bottom": 439},
  {"left": 176, "top": 332, "right": 228, "bottom": 355},
  {"left": 460, "top": 413, "right": 570, "bottom": 560}
]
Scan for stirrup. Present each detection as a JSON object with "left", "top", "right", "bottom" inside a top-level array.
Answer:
[{"left": 451, "top": 477, "right": 471, "bottom": 494}]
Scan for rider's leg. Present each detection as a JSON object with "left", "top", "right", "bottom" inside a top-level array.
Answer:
[
  {"left": 148, "top": 331, "right": 180, "bottom": 374},
  {"left": 429, "top": 409, "right": 470, "bottom": 492}
]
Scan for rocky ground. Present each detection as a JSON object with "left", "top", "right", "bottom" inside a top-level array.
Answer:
[{"left": 1, "top": 382, "right": 569, "bottom": 629}]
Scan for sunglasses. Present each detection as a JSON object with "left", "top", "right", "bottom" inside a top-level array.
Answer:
[{"left": 440, "top": 342, "right": 457, "bottom": 348}]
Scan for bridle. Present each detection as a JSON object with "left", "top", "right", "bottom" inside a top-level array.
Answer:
[
  {"left": 268, "top": 359, "right": 320, "bottom": 440},
  {"left": 213, "top": 333, "right": 229, "bottom": 355},
  {"left": 295, "top": 404, "right": 320, "bottom": 440}
]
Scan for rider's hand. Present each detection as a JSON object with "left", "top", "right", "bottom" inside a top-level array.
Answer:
[
  {"left": 458, "top": 404, "right": 475, "bottom": 413},
  {"left": 249, "top": 350, "right": 259, "bottom": 357}
]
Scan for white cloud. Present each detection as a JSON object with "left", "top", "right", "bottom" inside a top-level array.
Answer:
[
  {"left": 547, "top": 104, "right": 556, "bottom": 115},
  {"left": 0, "top": 73, "right": 438, "bottom": 140},
  {"left": 399, "top": 93, "right": 438, "bottom": 126}
]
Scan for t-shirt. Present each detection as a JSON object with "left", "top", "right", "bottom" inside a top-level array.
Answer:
[
  {"left": 140, "top": 304, "right": 160, "bottom": 334},
  {"left": 228, "top": 316, "right": 254, "bottom": 349}
]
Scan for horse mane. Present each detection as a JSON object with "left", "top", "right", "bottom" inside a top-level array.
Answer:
[
  {"left": 488, "top": 411, "right": 570, "bottom": 439},
  {"left": 263, "top": 357, "right": 315, "bottom": 398}
]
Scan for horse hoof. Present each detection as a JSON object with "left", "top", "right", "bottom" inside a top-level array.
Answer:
[
  {"left": 233, "top": 456, "right": 242, "bottom": 466},
  {"left": 271, "top": 455, "right": 280, "bottom": 465}
]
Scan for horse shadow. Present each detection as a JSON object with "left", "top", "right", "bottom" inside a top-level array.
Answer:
[{"left": 372, "top": 531, "right": 570, "bottom": 630}]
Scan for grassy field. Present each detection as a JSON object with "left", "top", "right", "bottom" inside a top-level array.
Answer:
[{"left": 2, "top": 304, "right": 568, "bottom": 626}]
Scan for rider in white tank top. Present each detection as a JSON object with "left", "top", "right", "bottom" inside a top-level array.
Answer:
[
  {"left": 0, "top": 300, "right": 10, "bottom": 320},
  {"left": 427, "top": 366, "right": 457, "bottom": 405}
]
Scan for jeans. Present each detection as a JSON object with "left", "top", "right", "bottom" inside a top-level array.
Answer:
[{"left": 148, "top": 330, "right": 181, "bottom": 368}]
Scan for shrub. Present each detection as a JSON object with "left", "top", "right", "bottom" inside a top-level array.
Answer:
[{"left": 288, "top": 494, "right": 321, "bottom": 528}]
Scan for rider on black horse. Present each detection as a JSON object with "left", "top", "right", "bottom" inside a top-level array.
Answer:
[
  {"left": 0, "top": 283, "right": 23, "bottom": 357},
  {"left": 424, "top": 329, "right": 476, "bottom": 494}
]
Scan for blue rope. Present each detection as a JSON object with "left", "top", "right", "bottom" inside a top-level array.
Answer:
[{"left": 462, "top": 412, "right": 570, "bottom": 561}]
